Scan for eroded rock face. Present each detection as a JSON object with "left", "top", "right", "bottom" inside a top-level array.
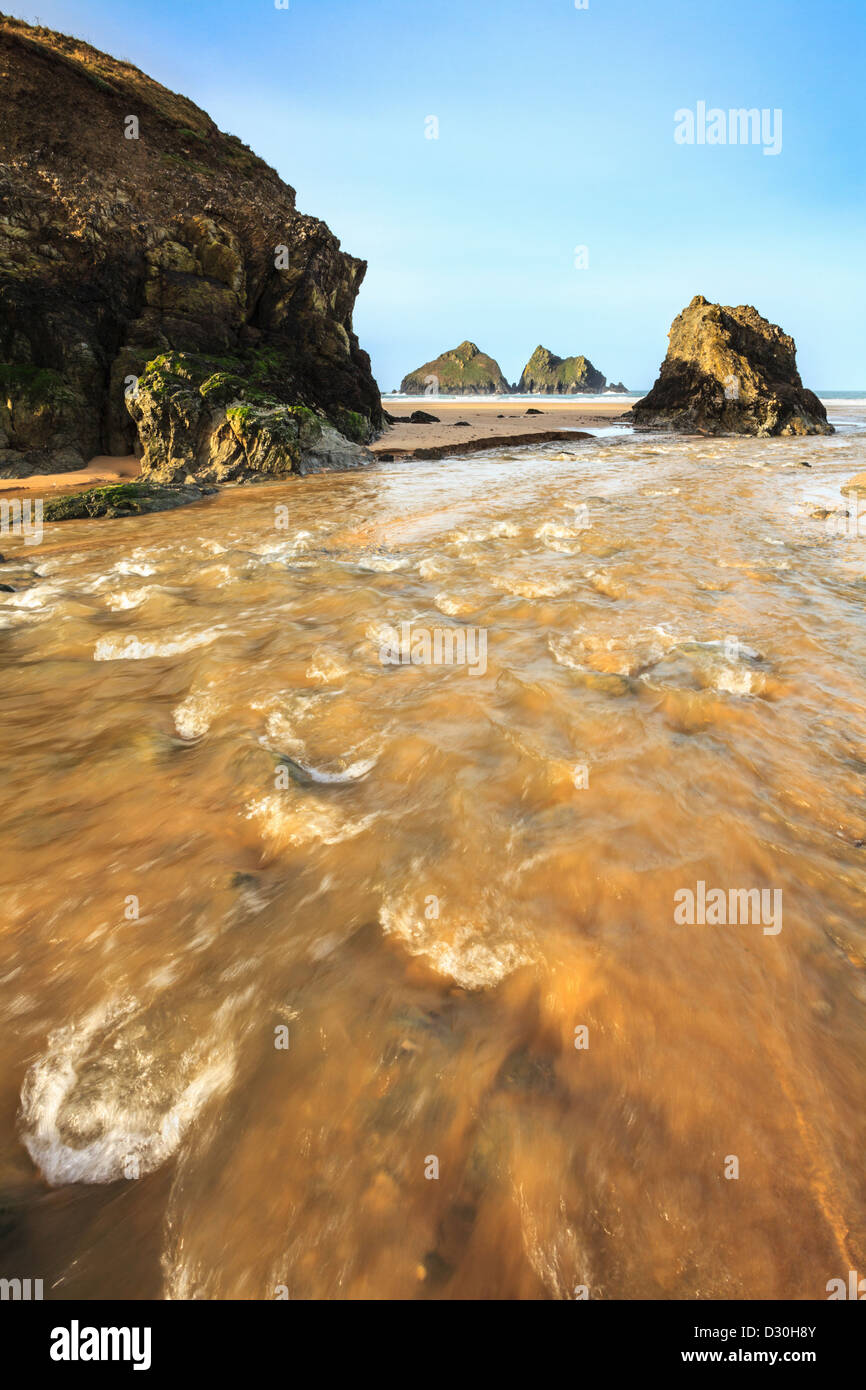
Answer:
[
  {"left": 517, "top": 346, "right": 606, "bottom": 394},
  {"left": 0, "top": 16, "right": 382, "bottom": 477},
  {"left": 400, "top": 342, "right": 510, "bottom": 396},
  {"left": 632, "top": 296, "right": 832, "bottom": 436},
  {"left": 127, "top": 352, "right": 372, "bottom": 483}
]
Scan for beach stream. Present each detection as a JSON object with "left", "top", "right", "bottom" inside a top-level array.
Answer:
[{"left": 2, "top": 411, "right": 866, "bottom": 1298}]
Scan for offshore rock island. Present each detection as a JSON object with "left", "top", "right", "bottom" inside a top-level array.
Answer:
[
  {"left": 517, "top": 346, "right": 607, "bottom": 395},
  {"left": 400, "top": 341, "right": 511, "bottom": 396},
  {"left": 399, "top": 340, "right": 623, "bottom": 397}
]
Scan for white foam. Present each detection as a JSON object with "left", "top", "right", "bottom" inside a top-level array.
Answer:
[
  {"left": 114, "top": 557, "right": 156, "bottom": 577},
  {"left": 418, "top": 557, "right": 448, "bottom": 580},
  {"left": 262, "top": 696, "right": 324, "bottom": 755},
  {"left": 306, "top": 649, "right": 350, "bottom": 683},
  {"left": 715, "top": 666, "right": 755, "bottom": 696},
  {"left": 5, "top": 583, "right": 61, "bottom": 610},
  {"left": 379, "top": 892, "right": 535, "bottom": 990},
  {"left": 355, "top": 553, "right": 408, "bottom": 573},
  {"left": 106, "top": 588, "right": 151, "bottom": 612},
  {"left": 454, "top": 520, "right": 520, "bottom": 544},
  {"left": 245, "top": 794, "right": 378, "bottom": 848},
  {"left": 94, "top": 630, "right": 221, "bottom": 661},
  {"left": 534, "top": 521, "right": 587, "bottom": 540},
  {"left": 364, "top": 619, "right": 400, "bottom": 648},
  {"left": 491, "top": 573, "right": 573, "bottom": 599},
  {"left": 19, "top": 997, "right": 237, "bottom": 1185},
  {"left": 173, "top": 691, "right": 218, "bottom": 739},
  {"left": 434, "top": 592, "right": 474, "bottom": 617}
]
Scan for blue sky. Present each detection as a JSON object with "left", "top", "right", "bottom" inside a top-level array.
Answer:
[{"left": 12, "top": 0, "right": 866, "bottom": 390}]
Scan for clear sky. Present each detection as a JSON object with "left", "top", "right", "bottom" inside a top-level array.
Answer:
[{"left": 10, "top": 0, "right": 866, "bottom": 391}]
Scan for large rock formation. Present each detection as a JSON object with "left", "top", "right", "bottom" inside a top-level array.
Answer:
[
  {"left": 517, "top": 346, "right": 606, "bottom": 394},
  {"left": 632, "top": 296, "right": 831, "bottom": 436},
  {"left": 400, "top": 342, "right": 510, "bottom": 396},
  {"left": 0, "top": 15, "right": 382, "bottom": 480}
]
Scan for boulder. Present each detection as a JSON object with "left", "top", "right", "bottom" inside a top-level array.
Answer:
[
  {"left": 517, "top": 346, "right": 606, "bottom": 394},
  {"left": 632, "top": 296, "right": 832, "bottom": 436},
  {"left": 400, "top": 342, "right": 510, "bottom": 396},
  {"left": 128, "top": 353, "right": 372, "bottom": 482},
  {"left": 0, "top": 16, "right": 382, "bottom": 479}
]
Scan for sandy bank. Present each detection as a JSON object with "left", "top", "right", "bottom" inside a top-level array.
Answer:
[
  {"left": 0, "top": 455, "right": 141, "bottom": 498},
  {"left": 0, "top": 399, "right": 635, "bottom": 498},
  {"left": 374, "top": 398, "right": 633, "bottom": 457}
]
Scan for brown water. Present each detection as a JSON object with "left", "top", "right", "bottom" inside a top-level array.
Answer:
[{"left": 2, "top": 411, "right": 866, "bottom": 1300}]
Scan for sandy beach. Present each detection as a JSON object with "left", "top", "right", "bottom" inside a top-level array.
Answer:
[
  {"left": 374, "top": 397, "right": 634, "bottom": 457},
  {"left": 0, "top": 403, "right": 634, "bottom": 496}
]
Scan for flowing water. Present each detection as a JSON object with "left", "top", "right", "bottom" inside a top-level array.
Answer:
[{"left": 2, "top": 406, "right": 866, "bottom": 1300}]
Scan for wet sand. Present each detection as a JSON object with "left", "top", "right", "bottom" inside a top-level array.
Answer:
[
  {"left": 375, "top": 399, "right": 634, "bottom": 457},
  {"left": 0, "top": 454, "right": 140, "bottom": 497},
  {"left": 0, "top": 404, "right": 634, "bottom": 499}
]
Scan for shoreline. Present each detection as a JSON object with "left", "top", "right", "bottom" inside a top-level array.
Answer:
[
  {"left": 372, "top": 398, "right": 634, "bottom": 458},
  {"left": 0, "top": 402, "right": 635, "bottom": 502},
  {"left": 1, "top": 396, "right": 855, "bottom": 510}
]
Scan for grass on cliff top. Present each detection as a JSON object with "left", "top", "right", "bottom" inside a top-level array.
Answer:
[{"left": 0, "top": 13, "right": 278, "bottom": 181}]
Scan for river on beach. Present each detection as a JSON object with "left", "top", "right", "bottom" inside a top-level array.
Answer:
[{"left": 2, "top": 405, "right": 866, "bottom": 1299}]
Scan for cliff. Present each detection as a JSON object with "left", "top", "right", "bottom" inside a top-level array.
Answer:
[{"left": 0, "top": 14, "right": 382, "bottom": 482}]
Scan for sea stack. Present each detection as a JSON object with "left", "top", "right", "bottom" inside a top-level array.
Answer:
[
  {"left": 632, "top": 296, "right": 832, "bottom": 436},
  {"left": 517, "top": 346, "right": 606, "bottom": 394},
  {"left": 400, "top": 342, "right": 510, "bottom": 396},
  {"left": 0, "top": 15, "right": 382, "bottom": 482}
]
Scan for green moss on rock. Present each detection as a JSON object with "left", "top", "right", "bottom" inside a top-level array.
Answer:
[{"left": 42, "top": 481, "right": 210, "bottom": 521}]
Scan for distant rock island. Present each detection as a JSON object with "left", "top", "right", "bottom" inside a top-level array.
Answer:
[
  {"left": 632, "top": 296, "right": 832, "bottom": 436},
  {"left": 400, "top": 341, "right": 625, "bottom": 396},
  {"left": 517, "top": 346, "right": 607, "bottom": 394},
  {"left": 400, "top": 341, "right": 510, "bottom": 396},
  {"left": 0, "top": 15, "right": 382, "bottom": 484}
]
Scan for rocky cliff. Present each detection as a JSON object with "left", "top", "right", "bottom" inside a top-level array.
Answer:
[
  {"left": 632, "top": 296, "right": 831, "bottom": 436},
  {"left": 400, "top": 342, "right": 510, "bottom": 396},
  {"left": 0, "top": 15, "right": 382, "bottom": 481},
  {"left": 517, "top": 346, "right": 606, "bottom": 394}
]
